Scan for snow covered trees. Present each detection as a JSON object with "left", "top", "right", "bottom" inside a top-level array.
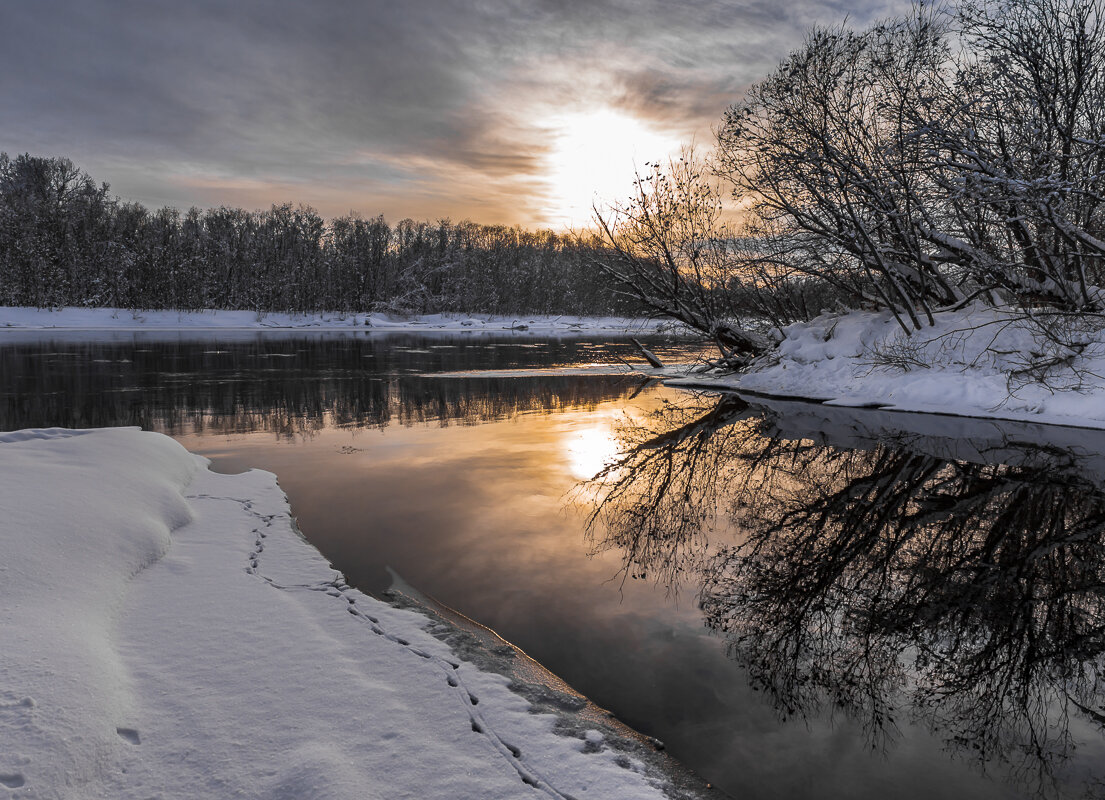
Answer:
[
  {"left": 0, "top": 155, "right": 628, "bottom": 316},
  {"left": 718, "top": 11, "right": 967, "bottom": 332},
  {"left": 736, "top": 0, "right": 1105, "bottom": 324},
  {"left": 596, "top": 0, "right": 1105, "bottom": 345},
  {"left": 949, "top": 0, "right": 1105, "bottom": 311},
  {"left": 0, "top": 154, "right": 115, "bottom": 308}
]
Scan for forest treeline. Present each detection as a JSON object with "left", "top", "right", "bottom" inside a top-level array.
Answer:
[{"left": 0, "top": 152, "right": 633, "bottom": 315}]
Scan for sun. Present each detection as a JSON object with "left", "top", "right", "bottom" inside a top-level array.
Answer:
[{"left": 544, "top": 109, "right": 682, "bottom": 229}]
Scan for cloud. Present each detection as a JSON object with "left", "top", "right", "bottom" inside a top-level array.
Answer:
[{"left": 0, "top": 0, "right": 912, "bottom": 227}]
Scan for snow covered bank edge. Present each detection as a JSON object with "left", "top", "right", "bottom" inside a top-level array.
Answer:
[
  {"left": 0, "top": 428, "right": 717, "bottom": 800},
  {"left": 0, "top": 306, "right": 676, "bottom": 336},
  {"left": 670, "top": 302, "right": 1105, "bottom": 431}
]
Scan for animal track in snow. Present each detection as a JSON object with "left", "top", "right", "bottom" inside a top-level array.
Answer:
[
  {"left": 323, "top": 581, "right": 574, "bottom": 797},
  {"left": 187, "top": 491, "right": 576, "bottom": 800},
  {"left": 0, "top": 695, "right": 35, "bottom": 790},
  {"left": 0, "top": 696, "right": 34, "bottom": 711}
]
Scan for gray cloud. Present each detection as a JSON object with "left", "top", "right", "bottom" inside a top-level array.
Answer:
[{"left": 0, "top": 0, "right": 910, "bottom": 226}]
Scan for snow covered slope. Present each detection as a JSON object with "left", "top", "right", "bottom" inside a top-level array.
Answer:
[
  {"left": 673, "top": 303, "right": 1105, "bottom": 430},
  {"left": 0, "top": 428, "right": 697, "bottom": 799}
]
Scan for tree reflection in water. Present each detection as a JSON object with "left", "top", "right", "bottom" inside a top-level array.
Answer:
[
  {"left": 586, "top": 393, "right": 1105, "bottom": 798},
  {"left": 0, "top": 336, "right": 674, "bottom": 436}
]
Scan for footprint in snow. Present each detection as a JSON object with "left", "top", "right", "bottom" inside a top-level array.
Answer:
[
  {"left": 116, "top": 727, "right": 141, "bottom": 745},
  {"left": 0, "top": 696, "right": 34, "bottom": 711},
  {"left": 0, "top": 774, "right": 24, "bottom": 789}
]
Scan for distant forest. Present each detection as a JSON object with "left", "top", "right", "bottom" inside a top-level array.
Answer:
[{"left": 0, "top": 153, "right": 634, "bottom": 315}]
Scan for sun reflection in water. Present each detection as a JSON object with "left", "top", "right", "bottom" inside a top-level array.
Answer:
[{"left": 564, "top": 423, "right": 622, "bottom": 482}]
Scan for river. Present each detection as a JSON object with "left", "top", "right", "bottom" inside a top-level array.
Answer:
[{"left": 3, "top": 330, "right": 1102, "bottom": 799}]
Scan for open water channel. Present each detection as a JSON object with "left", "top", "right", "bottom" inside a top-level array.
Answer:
[{"left": 3, "top": 330, "right": 1104, "bottom": 799}]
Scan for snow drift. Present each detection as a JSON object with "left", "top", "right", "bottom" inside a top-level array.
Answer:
[
  {"left": 0, "top": 428, "right": 700, "bottom": 799},
  {"left": 674, "top": 302, "right": 1105, "bottom": 430}
]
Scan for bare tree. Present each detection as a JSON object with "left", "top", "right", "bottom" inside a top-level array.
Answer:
[
  {"left": 592, "top": 150, "right": 782, "bottom": 367},
  {"left": 716, "top": 9, "right": 974, "bottom": 333},
  {"left": 715, "top": 0, "right": 1105, "bottom": 335},
  {"left": 590, "top": 0, "right": 1105, "bottom": 359},
  {"left": 939, "top": 0, "right": 1105, "bottom": 310}
]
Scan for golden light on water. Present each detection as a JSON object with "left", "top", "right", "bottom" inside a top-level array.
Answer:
[
  {"left": 544, "top": 109, "right": 682, "bottom": 229},
  {"left": 564, "top": 422, "right": 622, "bottom": 481}
]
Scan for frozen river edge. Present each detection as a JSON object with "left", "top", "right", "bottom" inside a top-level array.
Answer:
[
  {"left": 0, "top": 427, "right": 717, "bottom": 800},
  {"left": 0, "top": 306, "right": 674, "bottom": 336}
]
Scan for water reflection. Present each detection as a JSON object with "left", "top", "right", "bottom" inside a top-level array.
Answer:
[
  {"left": 588, "top": 394, "right": 1105, "bottom": 798},
  {"left": 0, "top": 334, "right": 695, "bottom": 434},
  {"left": 584, "top": 395, "right": 753, "bottom": 587}
]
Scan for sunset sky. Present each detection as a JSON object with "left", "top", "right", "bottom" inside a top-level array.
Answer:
[{"left": 2, "top": 0, "right": 905, "bottom": 229}]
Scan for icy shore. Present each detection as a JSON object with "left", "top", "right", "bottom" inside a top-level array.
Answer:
[
  {"left": 0, "top": 306, "right": 671, "bottom": 336},
  {"left": 670, "top": 302, "right": 1105, "bottom": 430},
  {"left": 0, "top": 427, "right": 706, "bottom": 799}
]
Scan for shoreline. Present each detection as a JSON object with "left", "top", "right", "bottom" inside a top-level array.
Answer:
[
  {"left": 0, "top": 306, "right": 676, "bottom": 335},
  {"left": 667, "top": 377, "right": 1105, "bottom": 433},
  {"left": 0, "top": 427, "right": 716, "bottom": 800},
  {"left": 657, "top": 302, "right": 1105, "bottom": 432}
]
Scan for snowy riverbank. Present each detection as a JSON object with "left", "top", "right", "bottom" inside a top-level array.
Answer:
[
  {"left": 0, "top": 306, "right": 672, "bottom": 336},
  {"left": 0, "top": 428, "right": 707, "bottom": 799},
  {"left": 671, "top": 302, "right": 1105, "bottom": 430}
]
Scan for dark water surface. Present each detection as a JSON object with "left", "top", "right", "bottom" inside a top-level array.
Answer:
[{"left": 4, "top": 331, "right": 1104, "bottom": 799}]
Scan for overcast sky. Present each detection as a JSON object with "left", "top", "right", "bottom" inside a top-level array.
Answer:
[{"left": 1, "top": 0, "right": 907, "bottom": 229}]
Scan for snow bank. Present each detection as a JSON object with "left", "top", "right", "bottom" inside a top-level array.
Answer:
[
  {"left": 746, "top": 394, "right": 1105, "bottom": 484},
  {"left": 675, "top": 302, "right": 1105, "bottom": 429},
  {"left": 0, "top": 306, "right": 672, "bottom": 336},
  {"left": 0, "top": 428, "right": 694, "bottom": 799}
]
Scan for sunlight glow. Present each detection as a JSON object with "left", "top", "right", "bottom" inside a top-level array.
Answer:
[
  {"left": 545, "top": 109, "right": 682, "bottom": 229},
  {"left": 565, "top": 423, "right": 622, "bottom": 481}
]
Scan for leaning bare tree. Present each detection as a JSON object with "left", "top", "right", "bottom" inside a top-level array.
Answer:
[{"left": 591, "top": 149, "right": 787, "bottom": 367}]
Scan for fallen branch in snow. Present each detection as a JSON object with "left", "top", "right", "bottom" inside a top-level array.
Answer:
[{"left": 630, "top": 338, "right": 665, "bottom": 368}]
